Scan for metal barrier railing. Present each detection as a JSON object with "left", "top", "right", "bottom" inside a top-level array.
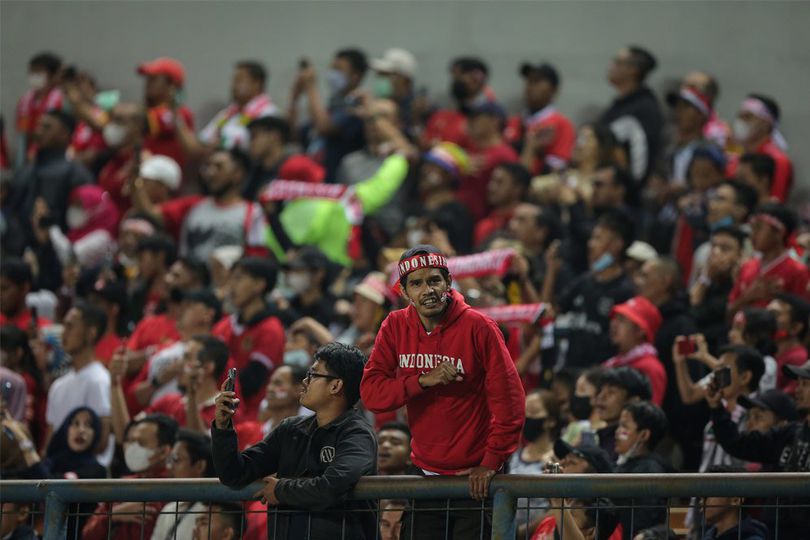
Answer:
[{"left": 1, "top": 473, "right": 809, "bottom": 540}]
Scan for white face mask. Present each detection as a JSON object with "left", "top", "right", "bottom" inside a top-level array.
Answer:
[
  {"left": 66, "top": 207, "right": 88, "bottom": 230},
  {"left": 284, "top": 349, "right": 311, "bottom": 369},
  {"left": 102, "top": 122, "right": 127, "bottom": 147},
  {"left": 732, "top": 118, "right": 753, "bottom": 143},
  {"left": 124, "top": 442, "right": 156, "bottom": 473},
  {"left": 28, "top": 72, "right": 47, "bottom": 90},
  {"left": 286, "top": 273, "right": 311, "bottom": 294}
]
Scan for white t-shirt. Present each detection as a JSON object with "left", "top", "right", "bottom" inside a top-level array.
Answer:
[{"left": 150, "top": 501, "right": 207, "bottom": 540}]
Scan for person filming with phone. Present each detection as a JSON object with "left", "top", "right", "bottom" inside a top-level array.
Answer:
[{"left": 211, "top": 342, "right": 377, "bottom": 540}]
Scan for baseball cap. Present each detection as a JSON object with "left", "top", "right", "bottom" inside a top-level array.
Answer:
[
  {"left": 553, "top": 440, "right": 614, "bottom": 473},
  {"left": 738, "top": 389, "right": 798, "bottom": 422},
  {"left": 140, "top": 155, "right": 181, "bottom": 191},
  {"left": 666, "top": 86, "right": 711, "bottom": 116},
  {"left": 137, "top": 57, "right": 185, "bottom": 87},
  {"left": 371, "top": 48, "right": 417, "bottom": 79},
  {"left": 284, "top": 246, "right": 330, "bottom": 271},
  {"left": 611, "top": 296, "right": 662, "bottom": 343},
  {"left": 519, "top": 62, "right": 560, "bottom": 87},
  {"left": 784, "top": 359, "right": 810, "bottom": 381},
  {"left": 599, "top": 367, "right": 652, "bottom": 401},
  {"left": 626, "top": 241, "right": 658, "bottom": 263}
]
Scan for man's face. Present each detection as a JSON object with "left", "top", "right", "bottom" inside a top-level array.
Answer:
[
  {"left": 689, "top": 158, "right": 723, "bottom": 193},
  {"left": 794, "top": 378, "right": 810, "bottom": 413},
  {"left": 591, "top": 168, "right": 622, "bottom": 209},
  {"left": 701, "top": 496, "right": 737, "bottom": 526},
  {"left": 487, "top": 166, "right": 518, "bottom": 208},
  {"left": 179, "top": 339, "right": 203, "bottom": 390},
  {"left": 168, "top": 441, "right": 203, "bottom": 479},
  {"left": 559, "top": 452, "right": 591, "bottom": 474},
  {"left": 125, "top": 421, "right": 169, "bottom": 474},
  {"left": 108, "top": 103, "right": 142, "bottom": 146},
  {"left": 265, "top": 366, "right": 301, "bottom": 410},
  {"left": 744, "top": 406, "right": 779, "bottom": 434},
  {"left": 609, "top": 314, "right": 643, "bottom": 351},
  {"left": 524, "top": 75, "right": 555, "bottom": 111},
  {"left": 766, "top": 298, "right": 792, "bottom": 336},
  {"left": 587, "top": 225, "right": 618, "bottom": 266},
  {"left": 379, "top": 504, "right": 404, "bottom": 540},
  {"left": 364, "top": 99, "right": 399, "bottom": 144},
  {"left": 634, "top": 260, "right": 667, "bottom": 304},
  {"left": 144, "top": 74, "right": 172, "bottom": 104},
  {"left": 418, "top": 162, "right": 451, "bottom": 195},
  {"left": 165, "top": 261, "right": 196, "bottom": 291},
  {"left": 0, "top": 503, "right": 27, "bottom": 537},
  {"left": 377, "top": 429, "right": 411, "bottom": 474},
  {"left": 299, "top": 360, "right": 339, "bottom": 411},
  {"left": 594, "top": 384, "right": 629, "bottom": 423},
  {"left": 62, "top": 308, "right": 90, "bottom": 355},
  {"left": 192, "top": 506, "right": 235, "bottom": 540},
  {"left": 137, "top": 250, "right": 163, "bottom": 281},
  {"left": 508, "top": 203, "right": 542, "bottom": 248},
  {"left": 674, "top": 100, "right": 705, "bottom": 133},
  {"left": 34, "top": 114, "right": 68, "bottom": 150},
  {"left": 735, "top": 110, "right": 769, "bottom": 143},
  {"left": 749, "top": 217, "right": 783, "bottom": 253},
  {"left": 736, "top": 162, "right": 768, "bottom": 196},
  {"left": 708, "top": 233, "right": 741, "bottom": 276},
  {"left": 707, "top": 185, "right": 739, "bottom": 225},
  {"left": 227, "top": 268, "right": 263, "bottom": 309},
  {"left": 177, "top": 301, "right": 212, "bottom": 333},
  {"left": 615, "top": 409, "right": 648, "bottom": 455},
  {"left": 466, "top": 113, "right": 499, "bottom": 140},
  {"left": 607, "top": 48, "right": 636, "bottom": 87},
  {"left": 0, "top": 277, "right": 25, "bottom": 317},
  {"left": 332, "top": 56, "right": 359, "bottom": 92},
  {"left": 247, "top": 127, "right": 278, "bottom": 161},
  {"left": 352, "top": 294, "right": 380, "bottom": 332},
  {"left": 231, "top": 66, "right": 260, "bottom": 104},
  {"left": 572, "top": 126, "right": 599, "bottom": 165},
  {"left": 203, "top": 152, "right": 241, "bottom": 196},
  {"left": 403, "top": 268, "right": 451, "bottom": 320}
]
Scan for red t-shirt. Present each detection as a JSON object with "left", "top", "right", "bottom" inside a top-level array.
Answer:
[
  {"left": 95, "top": 332, "right": 124, "bottom": 366},
  {"left": 124, "top": 315, "right": 180, "bottom": 416},
  {"left": 726, "top": 138, "right": 793, "bottom": 202},
  {"left": 70, "top": 121, "right": 106, "bottom": 156},
  {"left": 423, "top": 109, "right": 470, "bottom": 148},
  {"left": 776, "top": 344, "right": 808, "bottom": 393},
  {"left": 158, "top": 195, "right": 204, "bottom": 241},
  {"left": 504, "top": 107, "right": 576, "bottom": 174},
  {"left": 146, "top": 392, "right": 220, "bottom": 428},
  {"left": 474, "top": 208, "right": 515, "bottom": 248},
  {"left": 531, "top": 515, "right": 622, "bottom": 540},
  {"left": 0, "top": 310, "right": 51, "bottom": 332},
  {"left": 16, "top": 87, "right": 64, "bottom": 156},
  {"left": 729, "top": 252, "right": 810, "bottom": 307},
  {"left": 458, "top": 141, "right": 519, "bottom": 220},
  {"left": 97, "top": 148, "right": 141, "bottom": 214},
  {"left": 144, "top": 104, "right": 195, "bottom": 168}
]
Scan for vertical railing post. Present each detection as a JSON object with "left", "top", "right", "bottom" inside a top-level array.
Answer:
[
  {"left": 491, "top": 488, "right": 516, "bottom": 540},
  {"left": 42, "top": 490, "right": 67, "bottom": 540}
]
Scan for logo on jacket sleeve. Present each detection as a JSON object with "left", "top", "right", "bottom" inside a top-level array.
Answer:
[{"left": 320, "top": 446, "right": 336, "bottom": 463}]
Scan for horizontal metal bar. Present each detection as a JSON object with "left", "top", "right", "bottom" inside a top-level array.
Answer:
[{"left": 1, "top": 474, "right": 808, "bottom": 504}]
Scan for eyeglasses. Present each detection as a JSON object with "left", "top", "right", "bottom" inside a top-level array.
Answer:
[{"left": 305, "top": 370, "right": 340, "bottom": 383}]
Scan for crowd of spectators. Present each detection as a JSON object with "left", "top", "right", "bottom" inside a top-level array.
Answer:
[{"left": 1, "top": 43, "right": 809, "bottom": 540}]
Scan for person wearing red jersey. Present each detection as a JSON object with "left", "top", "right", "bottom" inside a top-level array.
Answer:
[
  {"left": 0, "top": 258, "right": 50, "bottom": 333},
  {"left": 214, "top": 257, "right": 285, "bottom": 421},
  {"left": 361, "top": 245, "right": 525, "bottom": 539},
  {"left": 15, "top": 52, "right": 64, "bottom": 164},
  {"left": 727, "top": 95, "right": 793, "bottom": 202},
  {"left": 728, "top": 203, "right": 809, "bottom": 314}
]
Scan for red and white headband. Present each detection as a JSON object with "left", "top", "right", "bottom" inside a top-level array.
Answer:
[
  {"left": 740, "top": 97, "right": 788, "bottom": 151},
  {"left": 679, "top": 87, "right": 711, "bottom": 116},
  {"left": 750, "top": 213, "right": 786, "bottom": 233},
  {"left": 397, "top": 253, "right": 449, "bottom": 280}
]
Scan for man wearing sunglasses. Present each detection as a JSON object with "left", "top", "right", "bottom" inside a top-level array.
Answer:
[{"left": 211, "top": 342, "right": 376, "bottom": 540}]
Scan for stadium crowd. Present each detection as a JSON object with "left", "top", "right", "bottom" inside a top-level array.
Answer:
[{"left": 1, "top": 42, "right": 809, "bottom": 540}]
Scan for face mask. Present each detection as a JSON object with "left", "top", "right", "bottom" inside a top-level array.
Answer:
[
  {"left": 570, "top": 395, "right": 593, "bottom": 420},
  {"left": 124, "top": 442, "right": 156, "bottom": 472},
  {"left": 102, "top": 122, "right": 127, "bottom": 147},
  {"left": 28, "top": 72, "right": 47, "bottom": 90},
  {"left": 732, "top": 118, "right": 753, "bottom": 142},
  {"left": 522, "top": 417, "right": 546, "bottom": 441},
  {"left": 373, "top": 77, "right": 393, "bottom": 98},
  {"left": 450, "top": 80, "right": 469, "bottom": 103},
  {"left": 616, "top": 439, "right": 641, "bottom": 466},
  {"left": 284, "top": 349, "right": 311, "bottom": 369},
  {"left": 66, "top": 207, "right": 88, "bottom": 230},
  {"left": 286, "top": 273, "right": 311, "bottom": 294},
  {"left": 590, "top": 252, "right": 615, "bottom": 273},
  {"left": 709, "top": 215, "right": 735, "bottom": 231},
  {"left": 327, "top": 69, "right": 348, "bottom": 94},
  {"left": 95, "top": 89, "right": 121, "bottom": 111}
]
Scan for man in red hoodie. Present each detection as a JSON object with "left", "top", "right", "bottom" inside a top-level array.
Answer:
[{"left": 361, "top": 245, "right": 525, "bottom": 539}]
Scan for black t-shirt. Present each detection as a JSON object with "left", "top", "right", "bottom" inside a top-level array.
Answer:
[{"left": 554, "top": 271, "right": 636, "bottom": 369}]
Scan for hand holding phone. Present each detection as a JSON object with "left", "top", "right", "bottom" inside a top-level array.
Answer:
[
  {"left": 677, "top": 337, "right": 695, "bottom": 357},
  {"left": 215, "top": 368, "right": 240, "bottom": 429},
  {"left": 714, "top": 367, "right": 732, "bottom": 389}
]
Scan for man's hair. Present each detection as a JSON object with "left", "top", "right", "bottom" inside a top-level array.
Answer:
[
  {"left": 604, "top": 165, "right": 639, "bottom": 207},
  {"left": 774, "top": 293, "right": 810, "bottom": 340},
  {"left": 451, "top": 56, "right": 489, "bottom": 77},
  {"left": 177, "top": 429, "right": 214, "bottom": 477},
  {"left": 192, "top": 335, "right": 230, "bottom": 380},
  {"left": 719, "top": 344, "right": 766, "bottom": 392},
  {"left": 138, "top": 413, "right": 179, "bottom": 448},
  {"left": 622, "top": 401, "right": 668, "bottom": 450},
  {"left": 247, "top": 116, "right": 291, "bottom": 144},
  {"left": 44, "top": 109, "right": 77, "bottom": 137},
  {"left": 29, "top": 52, "right": 62, "bottom": 75},
  {"left": 0, "top": 258, "right": 33, "bottom": 286},
  {"left": 136, "top": 233, "right": 177, "bottom": 263},
  {"left": 495, "top": 162, "right": 531, "bottom": 198},
  {"left": 595, "top": 208, "right": 636, "bottom": 255},
  {"left": 627, "top": 46, "right": 657, "bottom": 81},
  {"left": 315, "top": 342, "right": 367, "bottom": 407},
  {"left": 747, "top": 93, "right": 780, "bottom": 123},
  {"left": 710, "top": 225, "right": 747, "bottom": 249},
  {"left": 287, "top": 364, "right": 309, "bottom": 386},
  {"left": 235, "top": 60, "right": 267, "bottom": 88},
  {"left": 72, "top": 301, "right": 108, "bottom": 345},
  {"left": 176, "top": 256, "right": 211, "bottom": 288},
  {"left": 398, "top": 245, "right": 450, "bottom": 288},
  {"left": 216, "top": 147, "right": 251, "bottom": 175},
  {"left": 720, "top": 179, "right": 759, "bottom": 219},
  {"left": 336, "top": 48, "right": 369, "bottom": 77},
  {"left": 753, "top": 202, "right": 797, "bottom": 239},
  {"left": 739, "top": 153, "right": 776, "bottom": 188},
  {"left": 379, "top": 421, "right": 412, "bottom": 441},
  {"left": 534, "top": 207, "right": 562, "bottom": 250},
  {"left": 739, "top": 307, "right": 777, "bottom": 357},
  {"left": 652, "top": 257, "right": 683, "bottom": 297},
  {"left": 233, "top": 256, "right": 278, "bottom": 294},
  {"left": 210, "top": 502, "right": 246, "bottom": 536}
]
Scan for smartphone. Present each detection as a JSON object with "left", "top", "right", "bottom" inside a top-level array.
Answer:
[
  {"left": 714, "top": 367, "right": 732, "bottom": 389},
  {"left": 224, "top": 368, "right": 238, "bottom": 410},
  {"left": 677, "top": 337, "right": 695, "bottom": 356}
]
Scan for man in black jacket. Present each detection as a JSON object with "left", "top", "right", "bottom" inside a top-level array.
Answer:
[
  {"left": 212, "top": 342, "right": 377, "bottom": 540},
  {"left": 708, "top": 360, "right": 810, "bottom": 536}
]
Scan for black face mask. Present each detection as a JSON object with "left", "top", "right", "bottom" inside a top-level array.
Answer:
[
  {"left": 570, "top": 395, "right": 593, "bottom": 421},
  {"left": 522, "top": 417, "right": 546, "bottom": 441},
  {"left": 450, "top": 80, "right": 470, "bottom": 103}
]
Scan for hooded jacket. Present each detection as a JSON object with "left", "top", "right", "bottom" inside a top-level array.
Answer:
[{"left": 361, "top": 289, "right": 525, "bottom": 474}]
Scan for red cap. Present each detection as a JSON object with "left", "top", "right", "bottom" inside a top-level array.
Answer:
[
  {"left": 611, "top": 296, "right": 662, "bottom": 343},
  {"left": 137, "top": 57, "right": 185, "bottom": 87},
  {"left": 278, "top": 155, "right": 325, "bottom": 184}
]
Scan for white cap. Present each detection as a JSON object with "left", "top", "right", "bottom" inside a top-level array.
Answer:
[
  {"left": 371, "top": 48, "right": 417, "bottom": 79},
  {"left": 626, "top": 241, "right": 658, "bottom": 262},
  {"left": 139, "top": 155, "right": 181, "bottom": 191}
]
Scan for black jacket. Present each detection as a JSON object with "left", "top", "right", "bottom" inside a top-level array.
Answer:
[
  {"left": 615, "top": 452, "right": 675, "bottom": 540},
  {"left": 212, "top": 409, "right": 377, "bottom": 540},
  {"left": 702, "top": 515, "right": 769, "bottom": 540}
]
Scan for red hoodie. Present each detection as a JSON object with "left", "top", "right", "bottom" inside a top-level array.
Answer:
[{"left": 361, "top": 289, "right": 525, "bottom": 474}]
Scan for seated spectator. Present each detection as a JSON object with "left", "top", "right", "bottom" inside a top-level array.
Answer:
[
  {"left": 243, "top": 116, "right": 324, "bottom": 200},
  {"left": 423, "top": 56, "right": 493, "bottom": 148},
  {"left": 191, "top": 502, "right": 245, "bottom": 540},
  {"left": 281, "top": 246, "right": 338, "bottom": 328},
  {"left": 0, "top": 502, "right": 36, "bottom": 540},
  {"left": 549, "top": 209, "right": 637, "bottom": 369},
  {"left": 458, "top": 101, "right": 519, "bottom": 220},
  {"left": 700, "top": 466, "right": 768, "bottom": 540},
  {"left": 728, "top": 203, "right": 809, "bottom": 313},
  {"left": 614, "top": 401, "right": 673, "bottom": 539},
  {"left": 739, "top": 389, "right": 798, "bottom": 435},
  {"left": 15, "top": 51, "right": 64, "bottom": 162},
  {"left": 736, "top": 153, "right": 776, "bottom": 205},
  {"left": 766, "top": 293, "right": 810, "bottom": 392},
  {"left": 289, "top": 48, "right": 369, "bottom": 178},
  {"left": 8, "top": 110, "right": 93, "bottom": 247},
  {"left": 96, "top": 102, "right": 149, "bottom": 212},
  {"left": 604, "top": 296, "right": 667, "bottom": 405},
  {"left": 137, "top": 57, "right": 194, "bottom": 168},
  {"left": 150, "top": 429, "right": 214, "bottom": 540},
  {"left": 379, "top": 499, "right": 407, "bottom": 540},
  {"left": 0, "top": 258, "right": 50, "bottom": 332},
  {"left": 257, "top": 365, "right": 310, "bottom": 436},
  {"left": 474, "top": 161, "right": 530, "bottom": 248},
  {"left": 561, "top": 368, "right": 604, "bottom": 447},
  {"left": 593, "top": 367, "right": 652, "bottom": 461},
  {"left": 377, "top": 421, "right": 412, "bottom": 476},
  {"left": 82, "top": 414, "right": 178, "bottom": 540},
  {"left": 727, "top": 94, "right": 792, "bottom": 202},
  {"left": 214, "top": 257, "right": 285, "bottom": 420},
  {"left": 370, "top": 48, "right": 419, "bottom": 134}
]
